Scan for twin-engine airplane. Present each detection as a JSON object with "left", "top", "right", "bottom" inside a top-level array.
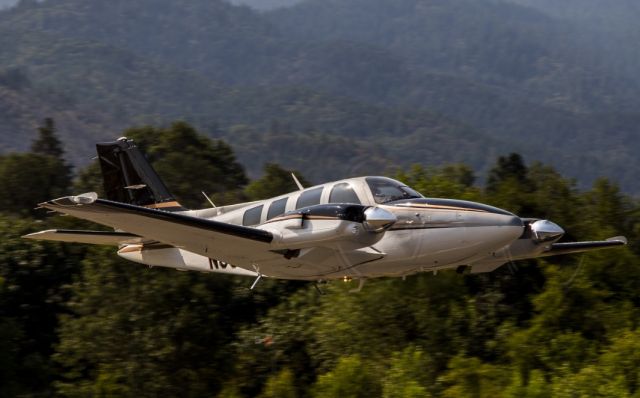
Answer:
[{"left": 25, "top": 138, "right": 627, "bottom": 289}]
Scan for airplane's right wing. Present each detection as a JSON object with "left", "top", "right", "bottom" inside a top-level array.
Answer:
[
  {"left": 25, "top": 229, "right": 142, "bottom": 246},
  {"left": 28, "top": 193, "right": 282, "bottom": 273}
]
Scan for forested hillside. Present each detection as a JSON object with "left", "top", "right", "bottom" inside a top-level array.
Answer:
[
  {"left": 0, "top": 0, "right": 639, "bottom": 191},
  {"left": 1, "top": 122, "right": 639, "bottom": 397}
]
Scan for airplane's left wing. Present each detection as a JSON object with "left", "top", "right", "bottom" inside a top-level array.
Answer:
[
  {"left": 539, "top": 236, "right": 628, "bottom": 257},
  {"left": 32, "top": 193, "right": 281, "bottom": 271},
  {"left": 471, "top": 235, "right": 628, "bottom": 273}
]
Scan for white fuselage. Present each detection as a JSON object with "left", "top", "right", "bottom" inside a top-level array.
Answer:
[{"left": 118, "top": 177, "right": 524, "bottom": 280}]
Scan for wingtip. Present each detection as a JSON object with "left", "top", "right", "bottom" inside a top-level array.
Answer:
[
  {"left": 607, "top": 236, "right": 628, "bottom": 245},
  {"left": 39, "top": 192, "right": 99, "bottom": 208},
  {"left": 22, "top": 230, "right": 54, "bottom": 240}
]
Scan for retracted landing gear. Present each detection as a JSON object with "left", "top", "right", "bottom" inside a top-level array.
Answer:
[{"left": 349, "top": 278, "right": 366, "bottom": 293}]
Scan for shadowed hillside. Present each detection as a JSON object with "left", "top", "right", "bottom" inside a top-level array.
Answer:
[{"left": 0, "top": 0, "right": 639, "bottom": 191}]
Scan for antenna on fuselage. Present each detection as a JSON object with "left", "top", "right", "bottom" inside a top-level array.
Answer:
[
  {"left": 291, "top": 173, "right": 304, "bottom": 191},
  {"left": 201, "top": 191, "right": 216, "bottom": 208}
]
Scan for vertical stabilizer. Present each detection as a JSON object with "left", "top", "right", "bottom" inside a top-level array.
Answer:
[{"left": 96, "top": 137, "right": 185, "bottom": 211}]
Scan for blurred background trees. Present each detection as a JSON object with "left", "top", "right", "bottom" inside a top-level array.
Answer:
[{"left": 0, "top": 119, "right": 639, "bottom": 397}]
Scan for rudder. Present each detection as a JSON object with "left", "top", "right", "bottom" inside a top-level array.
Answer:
[{"left": 96, "top": 137, "right": 186, "bottom": 211}]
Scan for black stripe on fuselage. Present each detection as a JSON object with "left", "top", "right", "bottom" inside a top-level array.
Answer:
[
  {"left": 386, "top": 198, "right": 514, "bottom": 216},
  {"left": 390, "top": 224, "right": 486, "bottom": 231},
  {"left": 390, "top": 219, "right": 522, "bottom": 231}
]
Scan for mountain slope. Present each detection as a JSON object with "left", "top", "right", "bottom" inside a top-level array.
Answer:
[
  {"left": 0, "top": 0, "right": 638, "bottom": 192},
  {"left": 0, "top": 68, "right": 115, "bottom": 162}
]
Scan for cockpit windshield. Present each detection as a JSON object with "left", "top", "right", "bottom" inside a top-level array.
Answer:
[{"left": 366, "top": 177, "right": 423, "bottom": 204}]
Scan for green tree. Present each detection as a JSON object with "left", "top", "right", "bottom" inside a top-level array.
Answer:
[
  {"left": 32, "top": 118, "right": 72, "bottom": 191},
  {"left": 526, "top": 162, "right": 579, "bottom": 228},
  {"left": 259, "top": 368, "right": 298, "bottom": 398},
  {"left": 0, "top": 119, "right": 71, "bottom": 216},
  {"left": 440, "top": 355, "right": 509, "bottom": 398},
  {"left": 0, "top": 153, "right": 69, "bottom": 216},
  {"left": 124, "top": 121, "right": 249, "bottom": 207},
  {"left": 245, "top": 163, "right": 310, "bottom": 201},
  {"left": 504, "top": 369, "right": 550, "bottom": 398},
  {"left": 0, "top": 215, "right": 85, "bottom": 396},
  {"left": 395, "top": 163, "right": 481, "bottom": 200},
  {"left": 382, "top": 346, "right": 432, "bottom": 398},
  {"left": 54, "top": 248, "right": 242, "bottom": 397},
  {"left": 312, "top": 355, "right": 381, "bottom": 398},
  {"left": 486, "top": 153, "right": 529, "bottom": 192},
  {"left": 581, "top": 178, "right": 630, "bottom": 238},
  {"left": 31, "top": 118, "right": 65, "bottom": 158},
  {"left": 485, "top": 153, "right": 534, "bottom": 215},
  {"left": 73, "top": 161, "right": 104, "bottom": 196}
]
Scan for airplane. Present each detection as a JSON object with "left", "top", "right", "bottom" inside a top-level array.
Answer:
[{"left": 24, "top": 137, "right": 627, "bottom": 290}]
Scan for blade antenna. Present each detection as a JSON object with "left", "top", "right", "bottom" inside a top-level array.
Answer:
[
  {"left": 291, "top": 173, "right": 304, "bottom": 191},
  {"left": 201, "top": 191, "right": 216, "bottom": 208},
  {"left": 250, "top": 264, "right": 263, "bottom": 290}
]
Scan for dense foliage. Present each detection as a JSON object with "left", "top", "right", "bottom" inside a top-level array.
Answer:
[{"left": 0, "top": 122, "right": 638, "bottom": 397}]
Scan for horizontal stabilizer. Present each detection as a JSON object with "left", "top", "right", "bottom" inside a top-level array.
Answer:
[{"left": 23, "top": 229, "right": 142, "bottom": 246}]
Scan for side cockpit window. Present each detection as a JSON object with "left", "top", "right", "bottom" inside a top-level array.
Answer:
[
  {"left": 366, "top": 177, "right": 422, "bottom": 204},
  {"left": 242, "top": 205, "right": 263, "bottom": 226},
  {"left": 267, "top": 197, "right": 288, "bottom": 220},
  {"left": 296, "top": 187, "right": 323, "bottom": 209},
  {"left": 329, "top": 183, "right": 361, "bottom": 204}
]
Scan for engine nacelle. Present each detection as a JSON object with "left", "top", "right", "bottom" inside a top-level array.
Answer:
[{"left": 260, "top": 204, "right": 396, "bottom": 250}]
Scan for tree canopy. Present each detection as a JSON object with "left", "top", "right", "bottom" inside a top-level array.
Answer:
[{"left": 1, "top": 121, "right": 639, "bottom": 397}]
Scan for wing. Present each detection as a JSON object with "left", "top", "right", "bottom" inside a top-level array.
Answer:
[
  {"left": 539, "top": 236, "right": 628, "bottom": 257},
  {"left": 471, "top": 236, "right": 628, "bottom": 273},
  {"left": 24, "top": 229, "right": 142, "bottom": 245},
  {"left": 33, "top": 193, "right": 281, "bottom": 271}
]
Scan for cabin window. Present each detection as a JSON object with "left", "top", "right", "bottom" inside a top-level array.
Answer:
[
  {"left": 267, "top": 197, "right": 288, "bottom": 220},
  {"left": 242, "top": 205, "right": 264, "bottom": 226},
  {"left": 296, "top": 187, "right": 323, "bottom": 209},
  {"left": 329, "top": 183, "right": 361, "bottom": 204}
]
